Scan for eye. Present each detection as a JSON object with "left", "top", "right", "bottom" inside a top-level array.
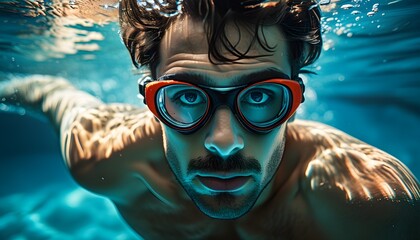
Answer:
[
  {"left": 178, "top": 91, "right": 205, "bottom": 105},
  {"left": 244, "top": 90, "right": 270, "bottom": 105}
]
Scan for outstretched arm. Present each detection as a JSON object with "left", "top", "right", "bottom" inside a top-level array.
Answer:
[
  {"left": 1, "top": 75, "right": 166, "bottom": 201},
  {"left": 0, "top": 75, "right": 102, "bottom": 130}
]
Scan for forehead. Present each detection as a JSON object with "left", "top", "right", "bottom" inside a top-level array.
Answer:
[{"left": 156, "top": 16, "right": 291, "bottom": 86}]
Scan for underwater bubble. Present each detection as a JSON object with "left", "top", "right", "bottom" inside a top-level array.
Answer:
[
  {"left": 341, "top": 4, "right": 354, "bottom": 10},
  {"left": 323, "top": 39, "right": 334, "bottom": 51},
  {"left": 323, "top": 111, "right": 334, "bottom": 121},
  {"left": 309, "top": 0, "right": 331, "bottom": 10},
  {"left": 158, "top": 0, "right": 170, "bottom": 7},
  {"left": 17, "top": 108, "right": 26, "bottom": 115},
  {"left": 372, "top": 3, "right": 379, "bottom": 13},
  {"left": 388, "top": 0, "right": 402, "bottom": 5},
  {"left": 0, "top": 103, "right": 8, "bottom": 111},
  {"left": 137, "top": 0, "right": 184, "bottom": 17},
  {"left": 319, "top": 0, "right": 331, "bottom": 5},
  {"left": 367, "top": 11, "right": 376, "bottom": 17}
]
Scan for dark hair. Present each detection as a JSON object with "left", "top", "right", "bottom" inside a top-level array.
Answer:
[{"left": 119, "top": 0, "right": 322, "bottom": 79}]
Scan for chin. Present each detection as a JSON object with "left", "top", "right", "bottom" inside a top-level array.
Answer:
[{"left": 188, "top": 188, "right": 261, "bottom": 220}]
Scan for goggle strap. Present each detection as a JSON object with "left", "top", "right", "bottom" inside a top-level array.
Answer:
[
  {"left": 138, "top": 77, "right": 153, "bottom": 104},
  {"left": 296, "top": 77, "right": 305, "bottom": 103}
]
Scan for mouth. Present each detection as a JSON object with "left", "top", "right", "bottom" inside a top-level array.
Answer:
[{"left": 197, "top": 175, "right": 251, "bottom": 192}]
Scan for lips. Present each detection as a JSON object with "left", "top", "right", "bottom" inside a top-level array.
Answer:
[{"left": 197, "top": 176, "right": 251, "bottom": 191}]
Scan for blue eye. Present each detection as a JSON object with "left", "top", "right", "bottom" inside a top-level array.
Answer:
[
  {"left": 176, "top": 90, "right": 205, "bottom": 105},
  {"left": 243, "top": 90, "right": 271, "bottom": 105}
]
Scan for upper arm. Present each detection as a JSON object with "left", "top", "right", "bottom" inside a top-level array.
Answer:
[
  {"left": 303, "top": 146, "right": 420, "bottom": 239},
  {"left": 2, "top": 76, "right": 168, "bottom": 202},
  {"left": 61, "top": 104, "right": 165, "bottom": 202}
]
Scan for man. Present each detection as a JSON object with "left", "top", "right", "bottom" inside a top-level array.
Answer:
[{"left": 1, "top": 0, "right": 419, "bottom": 239}]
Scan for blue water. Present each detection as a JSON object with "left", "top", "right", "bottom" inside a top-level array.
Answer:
[{"left": 0, "top": 0, "right": 419, "bottom": 239}]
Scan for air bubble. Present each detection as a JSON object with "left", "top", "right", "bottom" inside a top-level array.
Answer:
[
  {"left": 137, "top": 0, "right": 184, "bottom": 17},
  {"left": 319, "top": 0, "right": 331, "bottom": 5},
  {"left": 309, "top": 0, "right": 331, "bottom": 10},
  {"left": 341, "top": 4, "right": 354, "bottom": 9},
  {"left": 367, "top": 11, "right": 376, "bottom": 17},
  {"left": 0, "top": 103, "right": 8, "bottom": 111}
]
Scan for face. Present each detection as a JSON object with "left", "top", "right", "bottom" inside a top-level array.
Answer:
[{"left": 156, "top": 16, "right": 292, "bottom": 219}]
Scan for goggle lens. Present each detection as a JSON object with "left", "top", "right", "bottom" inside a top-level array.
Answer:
[
  {"left": 237, "top": 83, "right": 291, "bottom": 128},
  {"left": 154, "top": 82, "right": 294, "bottom": 132},
  {"left": 156, "top": 85, "right": 209, "bottom": 128}
]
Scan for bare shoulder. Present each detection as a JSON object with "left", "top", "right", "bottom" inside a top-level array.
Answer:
[
  {"left": 2, "top": 75, "right": 170, "bottom": 202},
  {"left": 288, "top": 120, "right": 420, "bottom": 239},
  {"left": 63, "top": 104, "right": 162, "bottom": 164},
  {"left": 61, "top": 103, "right": 168, "bottom": 205}
]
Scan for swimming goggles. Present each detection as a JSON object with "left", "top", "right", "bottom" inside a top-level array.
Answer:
[{"left": 139, "top": 77, "right": 305, "bottom": 134}]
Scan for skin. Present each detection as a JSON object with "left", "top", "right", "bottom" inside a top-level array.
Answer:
[
  {"left": 1, "top": 15, "right": 420, "bottom": 240},
  {"left": 157, "top": 16, "right": 291, "bottom": 220}
]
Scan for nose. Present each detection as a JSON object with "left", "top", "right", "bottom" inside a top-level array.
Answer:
[{"left": 204, "top": 107, "right": 244, "bottom": 159}]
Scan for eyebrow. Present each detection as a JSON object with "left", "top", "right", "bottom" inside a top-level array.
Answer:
[{"left": 158, "top": 68, "right": 291, "bottom": 87}]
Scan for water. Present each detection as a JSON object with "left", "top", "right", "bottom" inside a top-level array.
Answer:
[{"left": 0, "top": 0, "right": 419, "bottom": 238}]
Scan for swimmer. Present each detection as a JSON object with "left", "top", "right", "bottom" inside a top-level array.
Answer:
[{"left": 1, "top": 0, "right": 419, "bottom": 239}]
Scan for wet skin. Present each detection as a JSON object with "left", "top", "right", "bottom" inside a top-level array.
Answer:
[
  {"left": 156, "top": 16, "right": 292, "bottom": 220},
  {"left": 1, "top": 15, "right": 419, "bottom": 240}
]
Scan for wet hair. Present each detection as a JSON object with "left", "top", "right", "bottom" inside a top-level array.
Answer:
[{"left": 119, "top": 0, "right": 322, "bottom": 79}]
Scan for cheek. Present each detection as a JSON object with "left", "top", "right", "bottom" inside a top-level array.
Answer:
[
  {"left": 163, "top": 125, "right": 205, "bottom": 162},
  {"left": 245, "top": 126, "right": 285, "bottom": 160}
]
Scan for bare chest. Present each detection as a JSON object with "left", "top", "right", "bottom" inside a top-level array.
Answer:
[{"left": 115, "top": 191, "right": 320, "bottom": 240}]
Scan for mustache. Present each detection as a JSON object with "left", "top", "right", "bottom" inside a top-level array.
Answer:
[{"left": 188, "top": 153, "right": 261, "bottom": 173}]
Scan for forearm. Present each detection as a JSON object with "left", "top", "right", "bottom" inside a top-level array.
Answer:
[{"left": 0, "top": 75, "right": 102, "bottom": 130}]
